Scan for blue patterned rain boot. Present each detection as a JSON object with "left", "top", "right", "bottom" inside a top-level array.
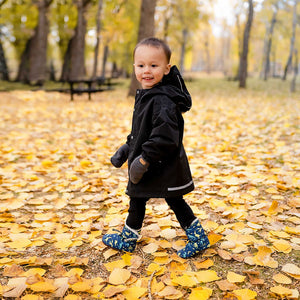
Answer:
[
  {"left": 102, "top": 224, "right": 140, "bottom": 253},
  {"left": 177, "top": 219, "right": 210, "bottom": 259}
]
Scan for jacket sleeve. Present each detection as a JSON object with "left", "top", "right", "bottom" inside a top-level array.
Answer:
[
  {"left": 141, "top": 97, "right": 180, "bottom": 164},
  {"left": 126, "top": 133, "right": 132, "bottom": 146}
]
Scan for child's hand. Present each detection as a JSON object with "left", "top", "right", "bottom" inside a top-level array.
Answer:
[
  {"left": 111, "top": 144, "right": 129, "bottom": 168},
  {"left": 129, "top": 155, "right": 149, "bottom": 184}
]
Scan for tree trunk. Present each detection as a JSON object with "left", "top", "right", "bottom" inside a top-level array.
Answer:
[
  {"left": 290, "top": 49, "right": 298, "bottom": 93},
  {"left": 239, "top": 0, "right": 254, "bottom": 88},
  {"left": 0, "top": 0, "right": 9, "bottom": 80},
  {"left": 282, "top": 0, "right": 298, "bottom": 80},
  {"left": 179, "top": 28, "right": 188, "bottom": 74},
  {"left": 234, "top": 13, "right": 242, "bottom": 80},
  {"left": 271, "top": 43, "right": 277, "bottom": 77},
  {"left": 49, "top": 59, "right": 56, "bottom": 81},
  {"left": 262, "top": 3, "right": 278, "bottom": 80},
  {"left": 101, "top": 44, "right": 109, "bottom": 78},
  {"left": 0, "top": 38, "right": 9, "bottom": 81},
  {"left": 204, "top": 30, "right": 211, "bottom": 74},
  {"left": 163, "top": 4, "right": 172, "bottom": 41},
  {"left": 16, "top": 0, "right": 52, "bottom": 85},
  {"left": 111, "top": 61, "right": 119, "bottom": 78},
  {"left": 127, "top": 0, "right": 157, "bottom": 97},
  {"left": 60, "top": 0, "right": 91, "bottom": 81},
  {"left": 92, "top": 0, "right": 103, "bottom": 79}
]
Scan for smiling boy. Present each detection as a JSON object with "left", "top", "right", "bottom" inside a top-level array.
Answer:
[
  {"left": 102, "top": 37, "right": 210, "bottom": 259},
  {"left": 134, "top": 41, "right": 171, "bottom": 89}
]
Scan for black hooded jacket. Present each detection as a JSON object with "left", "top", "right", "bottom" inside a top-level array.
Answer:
[{"left": 125, "top": 65, "right": 194, "bottom": 198}]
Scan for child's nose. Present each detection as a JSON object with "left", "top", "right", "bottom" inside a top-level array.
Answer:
[{"left": 144, "top": 66, "right": 151, "bottom": 73}]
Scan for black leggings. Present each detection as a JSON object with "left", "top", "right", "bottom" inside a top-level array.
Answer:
[{"left": 126, "top": 196, "right": 196, "bottom": 230}]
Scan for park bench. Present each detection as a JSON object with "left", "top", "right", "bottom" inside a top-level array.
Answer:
[{"left": 68, "top": 77, "right": 113, "bottom": 100}]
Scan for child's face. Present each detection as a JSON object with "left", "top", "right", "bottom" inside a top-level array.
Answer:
[{"left": 134, "top": 45, "right": 171, "bottom": 89}]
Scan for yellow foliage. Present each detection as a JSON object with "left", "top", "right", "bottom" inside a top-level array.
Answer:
[{"left": 0, "top": 89, "right": 299, "bottom": 299}]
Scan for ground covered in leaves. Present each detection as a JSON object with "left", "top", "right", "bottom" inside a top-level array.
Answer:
[{"left": 0, "top": 83, "right": 299, "bottom": 299}]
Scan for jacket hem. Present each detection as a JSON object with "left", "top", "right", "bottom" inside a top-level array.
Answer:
[
  {"left": 167, "top": 180, "right": 193, "bottom": 192},
  {"left": 125, "top": 184, "right": 194, "bottom": 198}
]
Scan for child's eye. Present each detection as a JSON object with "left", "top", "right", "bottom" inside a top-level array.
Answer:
[
  {"left": 151, "top": 64, "right": 157, "bottom": 67},
  {"left": 137, "top": 64, "right": 144, "bottom": 68}
]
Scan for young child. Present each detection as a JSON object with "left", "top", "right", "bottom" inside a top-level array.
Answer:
[{"left": 102, "top": 37, "right": 210, "bottom": 259}]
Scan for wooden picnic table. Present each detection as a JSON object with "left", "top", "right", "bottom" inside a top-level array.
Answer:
[{"left": 68, "top": 77, "right": 112, "bottom": 100}]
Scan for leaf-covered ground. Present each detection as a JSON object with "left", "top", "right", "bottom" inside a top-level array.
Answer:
[{"left": 0, "top": 84, "right": 299, "bottom": 300}]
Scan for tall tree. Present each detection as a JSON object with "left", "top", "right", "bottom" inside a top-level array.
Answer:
[
  {"left": 261, "top": 0, "right": 279, "bottom": 80},
  {"left": 128, "top": 0, "right": 157, "bottom": 97},
  {"left": 100, "top": 0, "right": 139, "bottom": 78},
  {"left": 203, "top": 29, "right": 211, "bottom": 74},
  {"left": 233, "top": 1, "right": 245, "bottom": 80},
  {"left": 16, "top": 0, "right": 52, "bottom": 84},
  {"left": 171, "top": 0, "right": 201, "bottom": 74},
  {"left": 290, "top": 49, "right": 298, "bottom": 92},
  {"left": 50, "top": 0, "right": 77, "bottom": 72},
  {"left": 176, "top": 0, "right": 200, "bottom": 73},
  {"left": 92, "top": 0, "right": 103, "bottom": 78},
  {"left": 282, "top": 0, "right": 298, "bottom": 80},
  {"left": 239, "top": 0, "right": 254, "bottom": 88},
  {"left": 219, "top": 22, "right": 231, "bottom": 76},
  {"left": 0, "top": 35, "right": 9, "bottom": 80},
  {"left": 0, "top": 0, "right": 9, "bottom": 80},
  {"left": 60, "top": 0, "right": 92, "bottom": 81},
  {"left": 162, "top": 2, "right": 173, "bottom": 41}
]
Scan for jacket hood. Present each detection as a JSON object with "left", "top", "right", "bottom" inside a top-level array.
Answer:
[
  {"left": 161, "top": 65, "right": 192, "bottom": 112},
  {"left": 142, "top": 65, "right": 192, "bottom": 112}
]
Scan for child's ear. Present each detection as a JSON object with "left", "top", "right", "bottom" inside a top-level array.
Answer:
[{"left": 164, "top": 64, "right": 171, "bottom": 75}]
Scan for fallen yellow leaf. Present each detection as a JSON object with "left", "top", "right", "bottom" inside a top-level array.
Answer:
[
  {"left": 63, "top": 295, "right": 82, "bottom": 300},
  {"left": 227, "top": 271, "right": 246, "bottom": 283},
  {"left": 273, "top": 240, "right": 292, "bottom": 253},
  {"left": 122, "top": 286, "right": 147, "bottom": 299},
  {"left": 195, "top": 270, "right": 221, "bottom": 283},
  {"left": 171, "top": 274, "right": 198, "bottom": 287},
  {"left": 146, "top": 263, "right": 166, "bottom": 276},
  {"left": 54, "top": 239, "right": 72, "bottom": 250},
  {"left": 108, "top": 268, "right": 131, "bottom": 285},
  {"left": 23, "top": 268, "right": 46, "bottom": 277},
  {"left": 233, "top": 288, "right": 257, "bottom": 300},
  {"left": 160, "top": 228, "right": 177, "bottom": 240},
  {"left": 143, "top": 242, "right": 159, "bottom": 254},
  {"left": 282, "top": 263, "right": 300, "bottom": 276},
  {"left": 272, "top": 273, "right": 292, "bottom": 284},
  {"left": 103, "top": 285, "right": 127, "bottom": 298},
  {"left": 104, "top": 259, "right": 126, "bottom": 272},
  {"left": 208, "top": 232, "right": 222, "bottom": 245},
  {"left": 268, "top": 200, "right": 278, "bottom": 215},
  {"left": 21, "top": 295, "right": 44, "bottom": 300},
  {"left": 189, "top": 287, "right": 213, "bottom": 300},
  {"left": 70, "top": 281, "right": 92, "bottom": 292},
  {"left": 29, "top": 281, "right": 56, "bottom": 292},
  {"left": 158, "top": 286, "right": 183, "bottom": 299},
  {"left": 270, "top": 285, "right": 293, "bottom": 297},
  {"left": 64, "top": 268, "right": 84, "bottom": 277},
  {"left": 7, "top": 238, "right": 32, "bottom": 249},
  {"left": 193, "top": 259, "right": 214, "bottom": 269}
]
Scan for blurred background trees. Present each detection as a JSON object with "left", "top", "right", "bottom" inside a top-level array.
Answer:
[{"left": 0, "top": 0, "right": 299, "bottom": 90}]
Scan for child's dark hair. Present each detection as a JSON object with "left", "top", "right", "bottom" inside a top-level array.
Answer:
[{"left": 134, "top": 37, "right": 172, "bottom": 63}]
